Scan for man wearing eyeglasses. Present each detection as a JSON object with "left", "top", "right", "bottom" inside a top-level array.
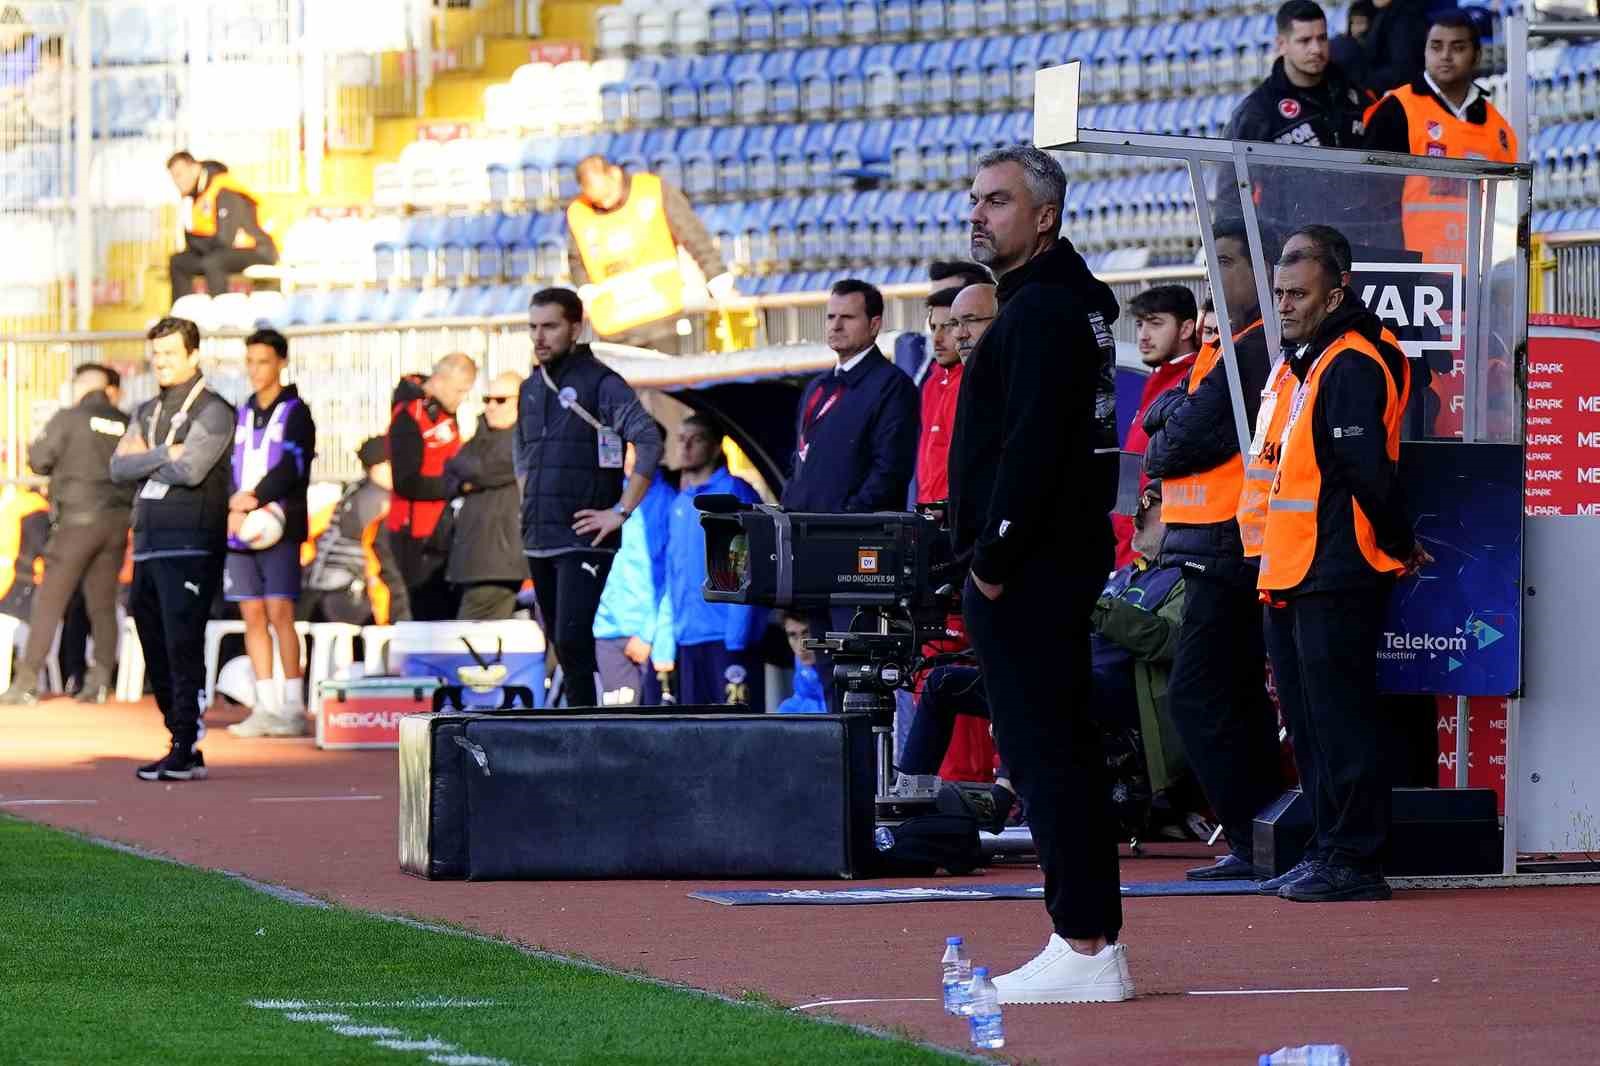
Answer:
[
  {"left": 950, "top": 283, "right": 998, "bottom": 364},
  {"left": 445, "top": 371, "right": 526, "bottom": 621}
]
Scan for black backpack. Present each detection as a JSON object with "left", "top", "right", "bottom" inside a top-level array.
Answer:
[{"left": 872, "top": 812, "right": 986, "bottom": 876}]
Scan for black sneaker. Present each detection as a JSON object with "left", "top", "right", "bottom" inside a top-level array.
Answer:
[
  {"left": 1280, "top": 863, "right": 1391, "bottom": 903},
  {"left": 1257, "top": 858, "right": 1323, "bottom": 895},
  {"left": 0, "top": 680, "right": 39, "bottom": 706},
  {"left": 1186, "top": 851, "right": 1258, "bottom": 881},
  {"left": 136, "top": 747, "right": 208, "bottom": 782}
]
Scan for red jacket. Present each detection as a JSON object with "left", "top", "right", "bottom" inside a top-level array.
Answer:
[
  {"left": 1112, "top": 350, "right": 1196, "bottom": 567},
  {"left": 915, "top": 359, "right": 964, "bottom": 505},
  {"left": 386, "top": 392, "right": 462, "bottom": 542}
]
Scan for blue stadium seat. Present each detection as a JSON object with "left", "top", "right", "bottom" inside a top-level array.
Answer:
[
  {"left": 741, "top": 125, "right": 779, "bottom": 196},
  {"left": 946, "top": 0, "right": 978, "bottom": 38},
  {"left": 882, "top": 0, "right": 914, "bottom": 36},
  {"left": 461, "top": 212, "right": 504, "bottom": 283},
  {"left": 1007, "top": 108, "right": 1031, "bottom": 144},
  {"left": 437, "top": 217, "right": 473, "bottom": 287},
  {"left": 740, "top": 199, "right": 777, "bottom": 266},
  {"left": 403, "top": 215, "right": 450, "bottom": 284},
  {"left": 790, "top": 192, "right": 830, "bottom": 260},
  {"left": 775, "top": 123, "right": 811, "bottom": 191},
  {"left": 644, "top": 127, "right": 685, "bottom": 189},
  {"left": 767, "top": 197, "right": 804, "bottom": 265},
  {"left": 678, "top": 126, "right": 718, "bottom": 198},
  {"left": 913, "top": 0, "right": 946, "bottom": 37},
  {"left": 485, "top": 213, "right": 535, "bottom": 280},
  {"left": 974, "top": 111, "right": 1010, "bottom": 157},
  {"left": 844, "top": 0, "right": 879, "bottom": 40},
  {"left": 892, "top": 42, "right": 928, "bottom": 111},
  {"left": 804, "top": 121, "right": 840, "bottom": 185},
  {"left": 819, "top": 190, "right": 857, "bottom": 259},
  {"left": 555, "top": 133, "right": 605, "bottom": 202},
  {"left": 532, "top": 213, "right": 569, "bottom": 279},
  {"left": 627, "top": 59, "right": 667, "bottom": 126},
  {"left": 845, "top": 188, "right": 881, "bottom": 253},
  {"left": 600, "top": 75, "right": 627, "bottom": 126},
  {"left": 981, "top": 35, "right": 1017, "bottom": 106},
  {"left": 977, "top": 0, "right": 1008, "bottom": 34},
  {"left": 1115, "top": 25, "right": 1153, "bottom": 98},
  {"left": 917, "top": 114, "right": 954, "bottom": 184},
  {"left": 667, "top": 59, "right": 704, "bottom": 124},
  {"left": 1011, "top": 0, "right": 1040, "bottom": 30},
  {"left": 610, "top": 129, "right": 649, "bottom": 173},
  {"left": 517, "top": 137, "right": 559, "bottom": 204},
  {"left": 1141, "top": 23, "right": 1181, "bottom": 98},
  {"left": 1007, "top": 33, "right": 1044, "bottom": 105},
  {"left": 697, "top": 54, "right": 738, "bottom": 121},
  {"left": 709, "top": 0, "right": 741, "bottom": 48},
  {"left": 922, "top": 39, "right": 957, "bottom": 112},
  {"left": 764, "top": 48, "right": 801, "bottom": 121},
  {"left": 863, "top": 44, "right": 897, "bottom": 113},
  {"left": 740, "top": 0, "right": 776, "bottom": 47},
  {"left": 493, "top": 284, "right": 530, "bottom": 317},
  {"left": 1039, "top": 0, "right": 1067, "bottom": 28},
  {"left": 1070, "top": 0, "right": 1095, "bottom": 28},
  {"left": 942, "top": 113, "right": 981, "bottom": 186},
  {"left": 856, "top": 117, "right": 895, "bottom": 166},
  {"left": 830, "top": 45, "right": 868, "bottom": 115},
  {"left": 870, "top": 189, "right": 909, "bottom": 263},
  {"left": 828, "top": 118, "right": 865, "bottom": 173},
  {"left": 889, "top": 117, "right": 924, "bottom": 184},
  {"left": 775, "top": 0, "right": 810, "bottom": 43},
  {"left": 809, "top": 0, "right": 845, "bottom": 41},
  {"left": 731, "top": 52, "right": 769, "bottom": 122},
  {"left": 284, "top": 289, "right": 321, "bottom": 327},
  {"left": 1066, "top": 28, "right": 1101, "bottom": 64},
  {"left": 797, "top": 47, "right": 832, "bottom": 116}
]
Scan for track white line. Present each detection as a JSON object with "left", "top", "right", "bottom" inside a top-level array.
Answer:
[
  {"left": 793, "top": 997, "right": 942, "bottom": 1011},
  {"left": 248, "top": 795, "right": 385, "bottom": 803},
  {"left": 1188, "top": 986, "right": 1409, "bottom": 996},
  {"left": 0, "top": 798, "right": 99, "bottom": 807}
]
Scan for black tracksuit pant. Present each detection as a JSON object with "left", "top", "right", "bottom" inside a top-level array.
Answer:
[
  {"left": 1263, "top": 585, "right": 1393, "bottom": 871},
  {"left": 1164, "top": 574, "right": 1284, "bottom": 855},
  {"left": 18, "top": 519, "right": 128, "bottom": 683},
  {"left": 393, "top": 535, "right": 457, "bottom": 622},
  {"left": 527, "top": 551, "right": 613, "bottom": 708},
  {"left": 130, "top": 553, "right": 223, "bottom": 753},
  {"left": 169, "top": 248, "right": 275, "bottom": 297},
  {"left": 963, "top": 560, "right": 1122, "bottom": 943}
]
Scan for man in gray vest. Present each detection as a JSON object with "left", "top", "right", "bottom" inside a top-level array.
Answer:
[
  {"left": 516, "top": 287, "right": 664, "bottom": 707},
  {"left": 110, "top": 316, "right": 235, "bottom": 782}
]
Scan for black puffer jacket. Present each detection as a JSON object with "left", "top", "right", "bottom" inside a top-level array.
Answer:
[
  {"left": 1143, "top": 318, "right": 1271, "bottom": 588},
  {"left": 948, "top": 237, "right": 1119, "bottom": 588},
  {"left": 1362, "top": 0, "right": 1432, "bottom": 95}
]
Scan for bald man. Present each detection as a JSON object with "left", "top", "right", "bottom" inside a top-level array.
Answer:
[
  {"left": 951, "top": 284, "right": 998, "bottom": 363},
  {"left": 387, "top": 352, "right": 478, "bottom": 620}
]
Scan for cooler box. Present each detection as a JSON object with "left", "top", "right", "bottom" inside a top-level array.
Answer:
[
  {"left": 317, "top": 678, "right": 440, "bottom": 750},
  {"left": 399, "top": 710, "right": 876, "bottom": 880},
  {"left": 385, "top": 621, "right": 546, "bottom": 707}
]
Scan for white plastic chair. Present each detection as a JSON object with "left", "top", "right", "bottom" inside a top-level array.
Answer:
[
  {"left": 115, "top": 614, "right": 144, "bottom": 702},
  {"left": 202, "top": 618, "right": 310, "bottom": 707}
]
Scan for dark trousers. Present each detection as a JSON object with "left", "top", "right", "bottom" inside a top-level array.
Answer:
[
  {"left": 596, "top": 637, "right": 648, "bottom": 705},
  {"left": 169, "top": 248, "right": 274, "bottom": 296},
  {"left": 677, "top": 640, "right": 765, "bottom": 709},
  {"left": 393, "top": 536, "right": 456, "bottom": 621},
  {"left": 130, "top": 553, "right": 222, "bottom": 752},
  {"left": 1164, "top": 574, "right": 1283, "bottom": 855},
  {"left": 59, "top": 591, "right": 89, "bottom": 686},
  {"left": 900, "top": 665, "right": 991, "bottom": 775},
  {"left": 19, "top": 519, "right": 128, "bottom": 683},
  {"left": 456, "top": 581, "right": 520, "bottom": 621},
  {"left": 527, "top": 551, "right": 613, "bottom": 708},
  {"left": 964, "top": 564, "right": 1122, "bottom": 943},
  {"left": 1263, "top": 586, "right": 1393, "bottom": 870}
]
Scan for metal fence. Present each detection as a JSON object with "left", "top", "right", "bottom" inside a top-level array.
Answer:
[{"left": 1546, "top": 233, "right": 1600, "bottom": 318}]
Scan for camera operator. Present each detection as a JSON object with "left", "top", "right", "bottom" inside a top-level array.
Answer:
[{"left": 948, "top": 145, "right": 1129, "bottom": 1004}]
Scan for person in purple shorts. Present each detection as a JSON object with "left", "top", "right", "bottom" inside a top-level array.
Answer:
[{"left": 223, "top": 328, "right": 317, "bottom": 738}]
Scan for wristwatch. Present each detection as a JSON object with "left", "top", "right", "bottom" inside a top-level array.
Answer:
[{"left": 612, "top": 502, "right": 632, "bottom": 518}]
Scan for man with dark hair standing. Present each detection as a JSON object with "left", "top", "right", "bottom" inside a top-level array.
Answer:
[
  {"left": 1141, "top": 218, "right": 1281, "bottom": 881},
  {"left": 224, "top": 328, "right": 316, "bottom": 737},
  {"left": 517, "top": 287, "right": 664, "bottom": 708},
  {"left": 1114, "top": 285, "right": 1202, "bottom": 567},
  {"left": 387, "top": 352, "right": 477, "bottom": 621},
  {"left": 1259, "top": 238, "right": 1429, "bottom": 902},
  {"left": 897, "top": 260, "right": 994, "bottom": 382},
  {"left": 927, "top": 259, "right": 993, "bottom": 296},
  {"left": 916, "top": 287, "right": 964, "bottom": 510},
  {"left": 949, "top": 144, "right": 1129, "bottom": 1003},
  {"left": 165, "top": 151, "right": 278, "bottom": 298},
  {"left": 782, "top": 277, "right": 919, "bottom": 701},
  {"left": 111, "top": 317, "right": 234, "bottom": 781},
  {"left": 666, "top": 414, "right": 766, "bottom": 708},
  {"left": 1361, "top": 0, "right": 1432, "bottom": 96},
  {"left": 1, "top": 364, "right": 131, "bottom": 706},
  {"left": 1331, "top": 0, "right": 1376, "bottom": 89}
]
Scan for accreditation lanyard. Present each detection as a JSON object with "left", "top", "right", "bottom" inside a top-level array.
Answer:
[
  {"left": 1276, "top": 350, "right": 1327, "bottom": 471},
  {"left": 146, "top": 378, "right": 206, "bottom": 448},
  {"left": 540, "top": 364, "right": 624, "bottom": 469}
]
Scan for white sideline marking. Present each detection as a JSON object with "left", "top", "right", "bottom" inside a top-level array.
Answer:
[
  {"left": 0, "top": 798, "right": 99, "bottom": 807},
  {"left": 249, "top": 795, "right": 384, "bottom": 803},
  {"left": 429, "top": 1056, "right": 513, "bottom": 1066},
  {"left": 376, "top": 1038, "right": 459, "bottom": 1052},
  {"left": 286, "top": 1012, "right": 351, "bottom": 1023},
  {"left": 793, "top": 997, "right": 941, "bottom": 1011},
  {"left": 1188, "top": 986, "right": 1409, "bottom": 997},
  {"left": 330, "top": 1026, "right": 404, "bottom": 1037},
  {"left": 251, "top": 1000, "right": 518, "bottom": 1065},
  {"left": 250, "top": 998, "right": 497, "bottom": 1010}
]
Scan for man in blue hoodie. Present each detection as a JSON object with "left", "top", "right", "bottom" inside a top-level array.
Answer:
[
  {"left": 666, "top": 414, "right": 767, "bottom": 708},
  {"left": 593, "top": 458, "right": 676, "bottom": 706}
]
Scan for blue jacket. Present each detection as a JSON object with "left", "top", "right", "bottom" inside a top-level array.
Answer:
[
  {"left": 779, "top": 347, "right": 920, "bottom": 514},
  {"left": 593, "top": 471, "right": 676, "bottom": 667},
  {"left": 776, "top": 658, "right": 826, "bottom": 714},
  {"left": 667, "top": 466, "right": 765, "bottom": 650}
]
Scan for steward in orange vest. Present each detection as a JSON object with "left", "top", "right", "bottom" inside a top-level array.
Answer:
[
  {"left": 1140, "top": 226, "right": 1283, "bottom": 880},
  {"left": 1256, "top": 244, "right": 1428, "bottom": 903},
  {"left": 165, "top": 152, "right": 278, "bottom": 297},
  {"left": 567, "top": 156, "right": 730, "bottom": 338}
]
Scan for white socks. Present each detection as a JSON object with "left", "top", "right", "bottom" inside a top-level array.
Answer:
[
  {"left": 281, "top": 682, "right": 304, "bottom": 718},
  {"left": 253, "top": 680, "right": 281, "bottom": 719}
]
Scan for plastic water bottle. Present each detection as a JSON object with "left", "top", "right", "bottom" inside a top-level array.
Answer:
[
  {"left": 940, "top": 937, "right": 972, "bottom": 1016},
  {"left": 1259, "top": 1045, "right": 1351, "bottom": 1066},
  {"left": 966, "top": 967, "right": 1004, "bottom": 1050}
]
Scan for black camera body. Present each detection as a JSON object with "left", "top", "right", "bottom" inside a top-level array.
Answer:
[{"left": 698, "top": 497, "right": 942, "bottom": 612}]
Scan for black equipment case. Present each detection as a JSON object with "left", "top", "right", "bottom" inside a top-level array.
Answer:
[{"left": 399, "top": 709, "right": 877, "bottom": 880}]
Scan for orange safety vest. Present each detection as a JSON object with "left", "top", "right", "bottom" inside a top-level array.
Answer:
[
  {"left": 0, "top": 488, "right": 48, "bottom": 603},
  {"left": 1368, "top": 85, "right": 1516, "bottom": 264},
  {"left": 567, "top": 172, "right": 685, "bottom": 336},
  {"left": 189, "top": 170, "right": 264, "bottom": 249},
  {"left": 301, "top": 500, "right": 336, "bottom": 568},
  {"left": 361, "top": 515, "right": 391, "bottom": 626},
  {"left": 1161, "top": 319, "right": 1263, "bottom": 526},
  {"left": 1237, "top": 358, "right": 1297, "bottom": 559},
  {"left": 1257, "top": 330, "right": 1407, "bottom": 592}
]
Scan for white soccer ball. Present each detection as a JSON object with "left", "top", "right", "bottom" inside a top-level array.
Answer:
[{"left": 236, "top": 502, "right": 286, "bottom": 549}]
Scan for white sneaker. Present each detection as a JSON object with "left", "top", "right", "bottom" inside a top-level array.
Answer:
[
  {"left": 991, "top": 935, "right": 1131, "bottom": 1005},
  {"left": 262, "top": 712, "right": 308, "bottom": 738},
  {"left": 1115, "top": 943, "right": 1136, "bottom": 998},
  {"left": 227, "top": 712, "right": 278, "bottom": 738}
]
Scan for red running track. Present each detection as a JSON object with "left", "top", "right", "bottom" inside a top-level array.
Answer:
[{"left": 4, "top": 699, "right": 1598, "bottom": 1064}]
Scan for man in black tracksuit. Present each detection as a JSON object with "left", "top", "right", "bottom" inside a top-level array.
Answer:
[
  {"left": 1226, "top": 1, "right": 1371, "bottom": 247},
  {"left": 447, "top": 371, "right": 526, "bottom": 621},
  {"left": 1142, "top": 221, "right": 1283, "bottom": 880},
  {"left": 166, "top": 151, "right": 278, "bottom": 297},
  {"left": 1, "top": 364, "right": 132, "bottom": 705},
  {"left": 949, "top": 145, "right": 1128, "bottom": 1004},
  {"left": 110, "top": 317, "right": 235, "bottom": 782},
  {"left": 517, "top": 288, "right": 663, "bottom": 708}
]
